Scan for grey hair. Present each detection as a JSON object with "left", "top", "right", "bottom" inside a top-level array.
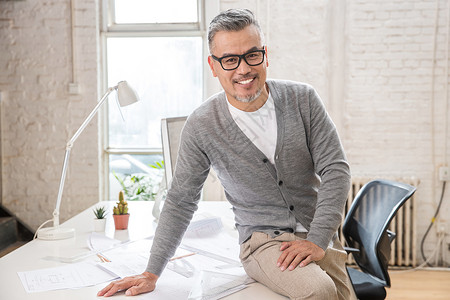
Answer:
[{"left": 207, "top": 8, "right": 265, "bottom": 53}]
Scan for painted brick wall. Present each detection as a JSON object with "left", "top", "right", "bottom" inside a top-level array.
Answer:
[
  {"left": 0, "top": 0, "right": 99, "bottom": 230},
  {"left": 0, "top": 0, "right": 448, "bottom": 263},
  {"left": 220, "top": 0, "right": 450, "bottom": 263},
  {"left": 344, "top": 0, "right": 450, "bottom": 259}
]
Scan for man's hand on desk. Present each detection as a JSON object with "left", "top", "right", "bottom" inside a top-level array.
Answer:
[{"left": 97, "top": 272, "right": 158, "bottom": 297}]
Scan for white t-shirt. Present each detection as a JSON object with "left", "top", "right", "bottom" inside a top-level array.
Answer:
[
  {"left": 227, "top": 94, "right": 277, "bottom": 164},
  {"left": 227, "top": 94, "right": 308, "bottom": 234}
]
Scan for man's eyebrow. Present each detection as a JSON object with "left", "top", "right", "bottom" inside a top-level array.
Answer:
[{"left": 221, "top": 46, "right": 261, "bottom": 57}]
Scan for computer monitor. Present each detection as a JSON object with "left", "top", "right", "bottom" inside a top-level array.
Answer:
[
  {"left": 160, "top": 116, "right": 187, "bottom": 185},
  {"left": 160, "top": 116, "right": 226, "bottom": 201}
]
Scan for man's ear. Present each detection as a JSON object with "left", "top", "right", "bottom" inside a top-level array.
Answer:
[
  {"left": 208, "top": 56, "right": 218, "bottom": 77},
  {"left": 265, "top": 45, "right": 269, "bottom": 67}
]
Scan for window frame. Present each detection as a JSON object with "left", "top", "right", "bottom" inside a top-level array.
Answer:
[{"left": 99, "top": 0, "right": 215, "bottom": 201}]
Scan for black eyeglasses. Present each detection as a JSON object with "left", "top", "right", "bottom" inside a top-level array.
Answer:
[{"left": 211, "top": 47, "right": 266, "bottom": 71}]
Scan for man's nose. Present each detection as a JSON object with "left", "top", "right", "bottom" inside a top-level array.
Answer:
[{"left": 236, "top": 58, "right": 252, "bottom": 74}]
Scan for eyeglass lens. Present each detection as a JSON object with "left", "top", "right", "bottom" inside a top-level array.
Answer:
[{"left": 222, "top": 51, "right": 264, "bottom": 70}]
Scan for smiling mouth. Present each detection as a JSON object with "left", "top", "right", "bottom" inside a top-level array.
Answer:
[{"left": 235, "top": 76, "right": 256, "bottom": 85}]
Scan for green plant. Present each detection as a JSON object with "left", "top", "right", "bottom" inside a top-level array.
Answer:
[
  {"left": 93, "top": 206, "right": 107, "bottom": 219},
  {"left": 113, "top": 191, "right": 129, "bottom": 215},
  {"left": 113, "top": 160, "right": 165, "bottom": 201},
  {"left": 150, "top": 161, "right": 164, "bottom": 170}
]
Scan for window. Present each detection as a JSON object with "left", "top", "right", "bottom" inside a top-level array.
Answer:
[
  {"left": 102, "top": 0, "right": 204, "bottom": 201},
  {"left": 114, "top": 0, "right": 198, "bottom": 24}
]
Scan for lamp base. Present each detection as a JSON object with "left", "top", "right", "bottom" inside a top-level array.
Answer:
[{"left": 37, "top": 226, "right": 75, "bottom": 240}]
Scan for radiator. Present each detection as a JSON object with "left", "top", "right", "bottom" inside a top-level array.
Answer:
[{"left": 341, "top": 177, "right": 420, "bottom": 267}]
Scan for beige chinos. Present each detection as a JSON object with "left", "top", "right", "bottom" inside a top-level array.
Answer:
[{"left": 240, "top": 232, "right": 356, "bottom": 300}]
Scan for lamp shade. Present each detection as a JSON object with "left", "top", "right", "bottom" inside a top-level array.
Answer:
[{"left": 117, "top": 81, "right": 139, "bottom": 107}]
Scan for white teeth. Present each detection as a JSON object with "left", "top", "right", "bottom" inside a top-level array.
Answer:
[{"left": 238, "top": 78, "right": 253, "bottom": 84}]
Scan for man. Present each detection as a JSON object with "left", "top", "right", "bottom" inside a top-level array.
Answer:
[{"left": 99, "top": 8, "right": 354, "bottom": 300}]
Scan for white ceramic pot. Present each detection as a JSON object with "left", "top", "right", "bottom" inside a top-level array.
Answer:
[{"left": 93, "top": 218, "right": 107, "bottom": 232}]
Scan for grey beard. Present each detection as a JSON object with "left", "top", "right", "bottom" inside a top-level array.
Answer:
[{"left": 235, "top": 87, "right": 263, "bottom": 103}]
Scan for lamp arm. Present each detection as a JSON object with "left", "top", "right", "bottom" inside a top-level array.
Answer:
[
  {"left": 67, "top": 86, "right": 116, "bottom": 148},
  {"left": 52, "top": 85, "right": 117, "bottom": 227},
  {"left": 52, "top": 148, "right": 71, "bottom": 226}
]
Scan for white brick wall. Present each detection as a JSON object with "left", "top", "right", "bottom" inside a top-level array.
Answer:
[
  {"left": 344, "top": 0, "right": 450, "bottom": 260},
  {"left": 0, "top": 0, "right": 448, "bottom": 264},
  {"left": 221, "top": 0, "right": 450, "bottom": 263},
  {"left": 0, "top": 0, "right": 99, "bottom": 230}
]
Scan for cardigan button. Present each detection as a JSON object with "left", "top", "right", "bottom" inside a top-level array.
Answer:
[
  {"left": 289, "top": 205, "right": 294, "bottom": 211},
  {"left": 262, "top": 158, "right": 268, "bottom": 163},
  {"left": 278, "top": 180, "right": 283, "bottom": 186},
  {"left": 274, "top": 230, "right": 280, "bottom": 235}
]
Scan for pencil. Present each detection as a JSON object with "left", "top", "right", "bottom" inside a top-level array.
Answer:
[
  {"left": 97, "top": 253, "right": 111, "bottom": 262},
  {"left": 169, "top": 252, "right": 196, "bottom": 261}
]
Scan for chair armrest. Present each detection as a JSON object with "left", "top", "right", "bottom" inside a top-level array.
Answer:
[
  {"left": 344, "top": 247, "right": 360, "bottom": 254},
  {"left": 387, "top": 229, "right": 396, "bottom": 243}
]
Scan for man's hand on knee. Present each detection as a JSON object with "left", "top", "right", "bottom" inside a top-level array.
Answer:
[
  {"left": 277, "top": 240, "right": 325, "bottom": 271},
  {"left": 97, "top": 271, "right": 158, "bottom": 297}
]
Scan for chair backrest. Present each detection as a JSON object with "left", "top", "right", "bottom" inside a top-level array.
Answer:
[
  {"left": 343, "top": 179, "right": 416, "bottom": 286},
  {"left": 161, "top": 116, "right": 227, "bottom": 201}
]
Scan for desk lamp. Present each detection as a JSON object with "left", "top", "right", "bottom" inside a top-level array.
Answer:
[{"left": 37, "top": 81, "right": 139, "bottom": 240}]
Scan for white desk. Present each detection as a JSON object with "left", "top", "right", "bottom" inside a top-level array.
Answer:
[{"left": 0, "top": 201, "right": 286, "bottom": 299}]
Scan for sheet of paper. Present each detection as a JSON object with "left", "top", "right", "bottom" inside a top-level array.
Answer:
[
  {"left": 103, "top": 238, "right": 153, "bottom": 262},
  {"left": 18, "top": 262, "right": 117, "bottom": 293},
  {"left": 41, "top": 234, "right": 135, "bottom": 264},
  {"left": 181, "top": 216, "right": 254, "bottom": 299},
  {"left": 88, "top": 232, "right": 122, "bottom": 251},
  {"left": 145, "top": 267, "right": 196, "bottom": 299},
  {"left": 97, "top": 255, "right": 149, "bottom": 278},
  {"left": 138, "top": 258, "right": 252, "bottom": 300},
  {"left": 73, "top": 262, "right": 119, "bottom": 285},
  {"left": 181, "top": 231, "right": 241, "bottom": 265},
  {"left": 19, "top": 214, "right": 248, "bottom": 298},
  {"left": 188, "top": 270, "right": 251, "bottom": 300},
  {"left": 103, "top": 242, "right": 195, "bottom": 278},
  {"left": 184, "top": 217, "right": 224, "bottom": 238},
  {"left": 167, "top": 250, "right": 224, "bottom": 278}
]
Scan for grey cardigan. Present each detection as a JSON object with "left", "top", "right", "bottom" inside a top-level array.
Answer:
[{"left": 147, "top": 79, "right": 350, "bottom": 276}]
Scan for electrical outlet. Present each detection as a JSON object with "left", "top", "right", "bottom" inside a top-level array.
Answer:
[
  {"left": 437, "top": 220, "right": 447, "bottom": 234},
  {"left": 439, "top": 166, "right": 450, "bottom": 181}
]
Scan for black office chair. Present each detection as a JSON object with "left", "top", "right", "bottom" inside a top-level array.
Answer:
[{"left": 342, "top": 179, "right": 416, "bottom": 300}]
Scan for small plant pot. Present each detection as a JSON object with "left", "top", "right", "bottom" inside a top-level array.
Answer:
[
  {"left": 93, "top": 218, "right": 107, "bottom": 232},
  {"left": 113, "top": 214, "right": 130, "bottom": 230}
]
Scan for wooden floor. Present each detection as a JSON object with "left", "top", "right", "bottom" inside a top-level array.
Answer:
[{"left": 387, "top": 269, "right": 450, "bottom": 299}]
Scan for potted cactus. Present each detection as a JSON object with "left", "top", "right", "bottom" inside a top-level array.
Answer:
[
  {"left": 113, "top": 191, "right": 130, "bottom": 230},
  {"left": 93, "top": 206, "right": 107, "bottom": 232}
]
